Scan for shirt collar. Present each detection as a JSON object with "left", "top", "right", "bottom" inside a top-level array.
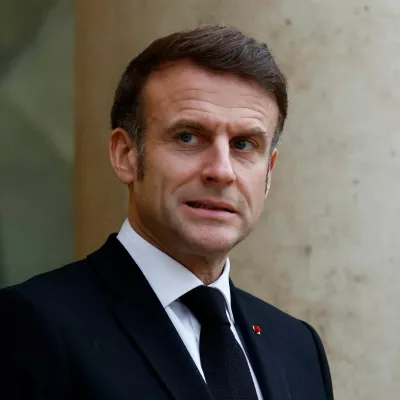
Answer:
[{"left": 116, "top": 219, "right": 234, "bottom": 320}]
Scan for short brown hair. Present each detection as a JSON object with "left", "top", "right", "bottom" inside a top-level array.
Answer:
[{"left": 111, "top": 25, "right": 288, "bottom": 178}]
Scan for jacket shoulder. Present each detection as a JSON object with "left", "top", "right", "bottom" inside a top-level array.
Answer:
[
  {"left": 234, "top": 287, "right": 301, "bottom": 325},
  {"left": 234, "top": 287, "right": 326, "bottom": 346},
  {"left": 0, "top": 258, "right": 98, "bottom": 317}
]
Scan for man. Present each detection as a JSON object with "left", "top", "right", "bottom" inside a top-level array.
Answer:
[{"left": 0, "top": 25, "right": 334, "bottom": 399}]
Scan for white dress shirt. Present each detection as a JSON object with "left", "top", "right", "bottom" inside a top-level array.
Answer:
[{"left": 117, "top": 218, "right": 263, "bottom": 399}]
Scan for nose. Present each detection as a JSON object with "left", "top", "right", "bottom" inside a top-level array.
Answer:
[{"left": 200, "top": 139, "right": 236, "bottom": 185}]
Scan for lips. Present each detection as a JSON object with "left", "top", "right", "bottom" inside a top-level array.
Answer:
[{"left": 185, "top": 201, "right": 236, "bottom": 213}]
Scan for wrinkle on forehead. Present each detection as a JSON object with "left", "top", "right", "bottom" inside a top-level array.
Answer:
[{"left": 142, "top": 60, "right": 279, "bottom": 133}]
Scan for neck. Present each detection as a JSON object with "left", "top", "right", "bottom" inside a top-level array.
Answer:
[
  {"left": 128, "top": 217, "right": 228, "bottom": 285},
  {"left": 175, "top": 255, "right": 227, "bottom": 285}
]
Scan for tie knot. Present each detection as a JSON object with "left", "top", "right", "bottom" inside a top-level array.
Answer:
[{"left": 180, "top": 286, "right": 230, "bottom": 327}]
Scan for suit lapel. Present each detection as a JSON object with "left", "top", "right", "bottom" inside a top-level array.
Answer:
[
  {"left": 90, "top": 235, "right": 213, "bottom": 400},
  {"left": 230, "top": 281, "right": 292, "bottom": 400}
]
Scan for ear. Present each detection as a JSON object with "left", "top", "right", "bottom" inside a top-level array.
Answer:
[
  {"left": 109, "top": 128, "right": 137, "bottom": 185},
  {"left": 265, "top": 148, "right": 278, "bottom": 198},
  {"left": 269, "top": 148, "right": 278, "bottom": 172}
]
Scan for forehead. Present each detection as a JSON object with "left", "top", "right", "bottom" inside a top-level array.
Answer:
[{"left": 141, "top": 59, "right": 279, "bottom": 133}]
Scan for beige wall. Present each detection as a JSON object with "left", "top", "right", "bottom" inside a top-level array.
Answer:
[{"left": 76, "top": 1, "right": 400, "bottom": 398}]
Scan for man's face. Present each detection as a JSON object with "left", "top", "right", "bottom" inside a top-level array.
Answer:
[{"left": 127, "top": 60, "right": 279, "bottom": 257}]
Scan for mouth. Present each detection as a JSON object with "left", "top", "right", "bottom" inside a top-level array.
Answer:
[{"left": 185, "top": 201, "right": 236, "bottom": 213}]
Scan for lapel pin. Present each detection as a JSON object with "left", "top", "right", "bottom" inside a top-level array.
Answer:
[{"left": 252, "top": 325, "right": 262, "bottom": 335}]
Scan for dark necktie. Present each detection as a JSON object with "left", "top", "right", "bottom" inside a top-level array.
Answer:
[{"left": 180, "top": 286, "right": 259, "bottom": 400}]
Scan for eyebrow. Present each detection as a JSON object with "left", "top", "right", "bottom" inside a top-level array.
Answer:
[
  {"left": 239, "top": 127, "right": 268, "bottom": 138},
  {"left": 165, "top": 118, "right": 206, "bottom": 133},
  {"left": 166, "top": 118, "right": 268, "bottom": 138}
]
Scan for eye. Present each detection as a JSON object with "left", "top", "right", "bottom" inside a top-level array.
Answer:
[
  {"left": 233, "top": 139, "right": 255, "bottom": 151},
  {"left": 178, "top": 132, "right": 198, "bottom": 144}
]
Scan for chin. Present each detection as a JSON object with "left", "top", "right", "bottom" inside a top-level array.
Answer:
[{"left": 181, "top": 229, "right": 242, "bottom": 254}]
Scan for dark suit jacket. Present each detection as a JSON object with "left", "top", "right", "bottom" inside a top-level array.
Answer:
[{"left": 0, "top": 235, "right": 334, "bottom": 399}]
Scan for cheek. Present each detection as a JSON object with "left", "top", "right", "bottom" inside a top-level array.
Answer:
[
  {"left": 242, "top": 176, "right": 268, "bottom": 219},
  {"left": 241, "top": 163, "right": 268, "bottom": 196},
  {"left": 253, "top": 184, "right": 268, "bottom": 210},
  {"left": 148, "top": 159, "right": 194, "bottom": 202},
  {"left": 159, "top": 154, "right": 199, "bottom": 182}
]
